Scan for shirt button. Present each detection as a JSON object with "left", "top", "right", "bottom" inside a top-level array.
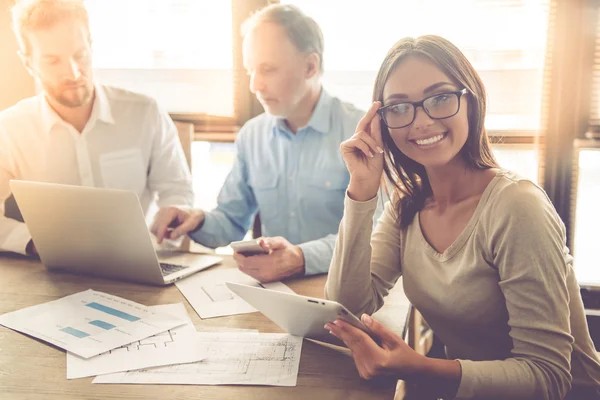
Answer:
[
  {"left": 290, "top": 211, "right": 296, "bottom": 217},
  {"left": 325, "top": 181, "right": 332, "bottom": 188},
  {"left": 289, "top": 175, "right": 295, "bottom": 181}
]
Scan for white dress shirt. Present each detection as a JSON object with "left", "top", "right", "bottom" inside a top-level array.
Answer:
[{"left": 0, "top": 84, "right": 193, "bottom": 255}]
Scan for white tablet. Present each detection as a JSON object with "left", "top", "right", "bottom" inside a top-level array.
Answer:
[{"left": 226, "top": 282, "right": 373, "bottom": 342}]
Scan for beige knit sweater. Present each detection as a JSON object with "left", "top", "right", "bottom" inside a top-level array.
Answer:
[{"left": 326, "top": 171, "right": 600, "bottom": 399}]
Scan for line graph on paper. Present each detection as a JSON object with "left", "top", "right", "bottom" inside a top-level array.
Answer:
[
  {"left": 93, "top": 332, "right": 303, "bottom": 386},
  {"left": 107, "top": 329, "right": 179, "bottom": 353}
]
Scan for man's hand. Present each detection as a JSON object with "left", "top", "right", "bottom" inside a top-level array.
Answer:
[
  {"left": 233, "top": 236, "right": 305, "bottom": 283},
  {"left": 150, "top": 207, "right": 205, "bottom": 244}
]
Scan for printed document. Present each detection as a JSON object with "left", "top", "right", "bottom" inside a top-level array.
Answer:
[
  {"left": 67, "top": 303, "right": 203, "bottom": 379},
  {"left": 94, "top": 332, "right": 303, "bottom": 386},
  {"left": 0, "top": 289, "right": 185, "bottom": 358},
  {"left": 175, "top": 267, "right": 294, "bottom": 319}
]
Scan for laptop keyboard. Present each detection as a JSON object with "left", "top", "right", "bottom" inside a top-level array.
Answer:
[{"left": 159, "top": 262, "right": 190, "bottom": 276}]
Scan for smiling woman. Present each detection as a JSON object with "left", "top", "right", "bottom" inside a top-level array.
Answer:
[{"left": 327, "top": 34, "right": 600, "bottom": 400}]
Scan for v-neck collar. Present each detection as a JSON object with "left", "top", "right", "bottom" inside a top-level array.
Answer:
[{"left": 416, "top": 170, "right": 505, "bottom": 262}]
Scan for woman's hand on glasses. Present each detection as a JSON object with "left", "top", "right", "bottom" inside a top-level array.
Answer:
[{"left": 340, "top": 101, "right": 385, "bottom": 202}]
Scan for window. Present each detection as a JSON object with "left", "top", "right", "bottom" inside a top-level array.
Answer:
[
  {"left": 191, "top": 142, "right": 237, "bottom": 211},
  {"left": 85, "top": 0, "right": 234, "bottom": 116},
  {"left": 283, "top": 0, "right": 550, "bottom": 132},
  {"left": 574, "top": 4, "right": 600, "bottom": 282},
  {"left": 572, "top": 147, "right": 600, "bottom": 283},
  {"left": 492, "top": 144, "right": 539, "bottom": 183}
]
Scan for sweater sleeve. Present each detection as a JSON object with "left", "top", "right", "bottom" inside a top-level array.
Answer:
[
  {"left": 325, "top": 193, "right": 403, "bottom": 316},
  {"left": 456, "top": 180, "right": 573, "bottom": 400}
]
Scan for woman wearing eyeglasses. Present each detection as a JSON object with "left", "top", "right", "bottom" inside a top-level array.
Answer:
[{"left": 325, "top": 35, "right": 600, "bottom": 400}]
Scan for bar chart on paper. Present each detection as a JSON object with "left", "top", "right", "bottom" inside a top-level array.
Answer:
[
  {"left": 0, "top": 289, "right": 186, "bottom": 359},
  {"left": 58, "top": 301, "right": 143, "bottom": 338},
  {"left": 67, "top": 303, "right": 205, "bottom": 380}
]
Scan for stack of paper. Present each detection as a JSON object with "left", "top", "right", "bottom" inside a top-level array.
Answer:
[{"left": 0, "top": 288, "right": 303, "bottom": 386}]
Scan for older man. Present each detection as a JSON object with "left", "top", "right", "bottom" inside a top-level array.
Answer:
[{"left": 152, "top": 4, "right": 379, "bottom": 283}]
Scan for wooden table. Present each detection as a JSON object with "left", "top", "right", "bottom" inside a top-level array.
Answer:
[{"left": 0, "top": 253, "right": 405, "bottom": 400}]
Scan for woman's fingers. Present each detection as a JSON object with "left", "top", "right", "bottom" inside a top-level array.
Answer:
[
  {"left": 343, "top": 138, "right": 375, "bottom": 159},
  {"left": 369, "top": 111, "right": 383, "bottom": 147},
  {"left": 355, "top": 101, "right": 381, "bottom": 134},
  {"left": 342, "top": 131, "right": 384, "bottom": 160},
  {"left": 326, "top": 320, "right": 379, "bottom": 380},
  {"left": 356, "top": 130, "right": 383, "bottom": 155}
]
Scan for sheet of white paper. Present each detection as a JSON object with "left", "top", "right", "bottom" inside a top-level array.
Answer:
[
  {"left": 66, "top": 303, "right": 204, "bottom": 379},
  {"left": 93, "top": 332, "right": 303, "bottom": 386},
  {"left": 175, "top": 267, "right": 295, "bottom": 319},
  {"left": 196, "top": 326, "right": 259, "bottom": 334},
  {"left": 0, "top": 289, "right": 185, "bottom": 359}
]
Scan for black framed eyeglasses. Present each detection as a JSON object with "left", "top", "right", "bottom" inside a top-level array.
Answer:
[{"left": 378, "top": 88, "right": 469, "bottom": 129}]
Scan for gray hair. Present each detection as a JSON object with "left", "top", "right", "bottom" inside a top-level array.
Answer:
[
  {"left": 11, "top": 0, "right": 91, "bottom": 56},
  {"left": 241, "top": 4, "right": 324, "bottom": 74}
]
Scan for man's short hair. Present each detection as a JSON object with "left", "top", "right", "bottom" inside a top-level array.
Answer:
[
  {"left": 242, "top": 4, "right": 324, "bottom": 74},
  {"left": 11, "top": 0, "right": 91, "bottom": 55}
]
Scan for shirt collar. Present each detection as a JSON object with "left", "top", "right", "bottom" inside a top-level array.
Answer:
[
  {"left": 272, "top": 88, "right": 332, "bottom": 137},
  {"left": 39, "top": 94, "right": 63, "bottom": 134},
  {"left": 93, "top": 84, "right": 115, "bottom": 125},
  {"left": 39, "top": 83, "right": 115, "bottom": 134}
]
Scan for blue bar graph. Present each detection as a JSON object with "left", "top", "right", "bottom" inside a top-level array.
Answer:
[
  {"left": 61, "top": 326, "right": 90, "bottom": 338},
  {"left": 89, "top": 320, "right": 116, "bottom": 330},
  {"left": 85, "top": 302, "right": 140, "bottom": 322}
]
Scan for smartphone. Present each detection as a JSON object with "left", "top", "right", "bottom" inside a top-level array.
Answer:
[{"left": 230, "top": 239, "right": 269, "bottom": 256}]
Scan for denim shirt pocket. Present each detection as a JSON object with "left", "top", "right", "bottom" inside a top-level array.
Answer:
[
  {"left": 300, "top": 173, "right": 348, "bottom": 222},
  {"left": 249, "top": 174, "right": 280, "bottom": 222}
]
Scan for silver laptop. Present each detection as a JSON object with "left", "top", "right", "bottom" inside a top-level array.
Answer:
[{"left": 9, "top": 180, "right": 221, "bottom": 285}]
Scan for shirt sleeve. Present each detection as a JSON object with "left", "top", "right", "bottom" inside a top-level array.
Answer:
[
  {"left": 0, "top": 127, "right": 32, "bottom": 255},
  {"left": 189, "top": 130, "right": 257, "bottom": 248},
  {"left": 455, "top": 180, "right": 573, "bottom": 400},
  {"left": 146, "top": 101, "right": 194, "bottom": 208},
  {"left": 325, "top": 193, "right": 403, "bottom": 316},
  {"left": 296, "top": 107, "right": 380, "bottom": 277},
  {"left": 298, "top": 234, "right": 337, "bottom": 275},
  {"left": 297, "top": 188, "right": 386, "bottom": 276}
]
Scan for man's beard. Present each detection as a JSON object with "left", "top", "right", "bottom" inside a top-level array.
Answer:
[{"left": 44, "top": 80, "right": 93, "bottom": 108}]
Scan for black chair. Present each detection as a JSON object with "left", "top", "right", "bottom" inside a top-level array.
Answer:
[
  {"left": 4, "top": 194, "right": 23, "bottom": 222},
  {"left": 252, "top": 213, "right": 262, "bottom": 239}
]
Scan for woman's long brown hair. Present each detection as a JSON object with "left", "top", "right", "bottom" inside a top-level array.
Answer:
[{"left": 373, "top": 35, "right": 499, "bottom": 228}]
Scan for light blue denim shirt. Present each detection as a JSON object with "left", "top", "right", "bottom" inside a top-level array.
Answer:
[{"left": 190, "top": 89, "right": 376, "bottom": 275}]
